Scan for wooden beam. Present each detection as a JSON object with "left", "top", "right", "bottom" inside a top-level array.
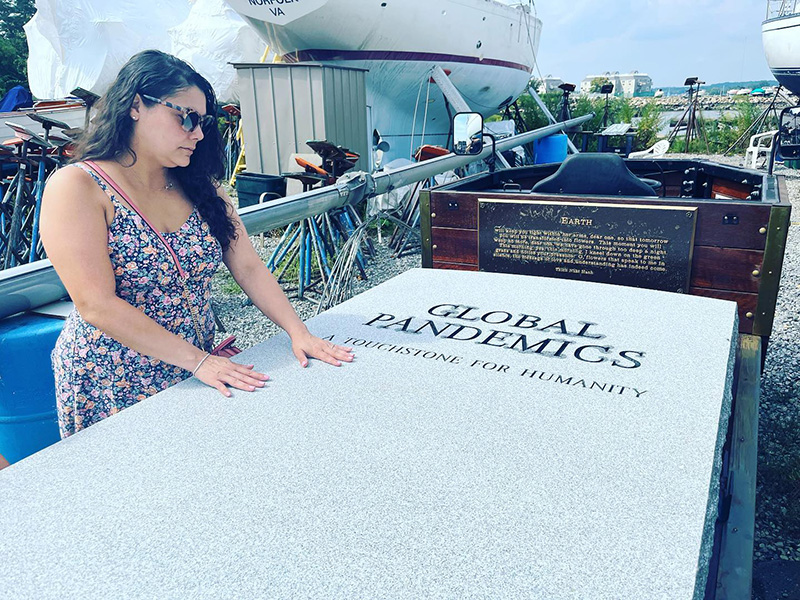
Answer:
[{"left": 715, "top": 333, "right": 760, "bottom": 599}]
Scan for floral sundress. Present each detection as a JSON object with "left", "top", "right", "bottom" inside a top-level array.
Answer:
[{"left": 52, "top": 163, "right": 223, "bottom": 438}]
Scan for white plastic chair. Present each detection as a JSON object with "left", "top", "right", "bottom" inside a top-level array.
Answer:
[
  {"left": 744, "top": 130, "right": 777, "bottom": 169},
  {"left": 628, "top": 139, "right": 670, "bottom": 159}
]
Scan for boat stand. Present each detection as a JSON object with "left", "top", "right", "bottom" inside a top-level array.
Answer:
[
  {"left": 266, "top": 205, "right": 373, "bottom": 300},
  {"left": 723, "top": 85, "right": 793, "bottom": 155}
]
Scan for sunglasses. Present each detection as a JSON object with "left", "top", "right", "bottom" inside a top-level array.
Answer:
[{"left": 141, "top": 94, "right": 216, "bottom": 132}]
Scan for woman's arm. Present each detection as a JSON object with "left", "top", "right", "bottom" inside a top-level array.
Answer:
[
  {"left": 40, "top": 167, "right": 267, "bottom": 396},
  {"left": 218, "top": 186, "right": 353, "bottom": 367}
]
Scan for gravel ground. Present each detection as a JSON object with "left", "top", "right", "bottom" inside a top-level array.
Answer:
[
  {"left": 669, "top": 155, "right": 800, "bottom": 575},
  {"left": 216, "top": 156, "right": 799, "bottom": 594},
  {"left": 210, "top": 227, "right": 422, "bottom": 349}
]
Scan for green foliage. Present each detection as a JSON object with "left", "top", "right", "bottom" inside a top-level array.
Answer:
[
  {"left": 367, "top": 217, "right": 395, "bottom": 238},
  {"left": 499, "top": 82, "right": 782, "bottom": 157},
  {"left": 218, "top": 271, "right": 242, "bottom": 296},
  {"left": 274, "top": 252, "right": 324, "bottom": 286},
  {"left": 512, "top": 90, "right": 561, "bottom": 131},
  {"left": 669, "top": 136, "right": 711, "bottom": 154},
  {"left": 635, "top": 102, "right": 661, "bottom": 150},
  {"left": 588, "top": 77, "right": 611, "bottom": 94},
  {"left": 509, "top": 90, "right": 667, "bottom": 153},
  {"left": 666, "top": 97, "right": 780, "bottom": 155},
  {"left": 618, "top": 100, "right": 634, "bottom": 124},
  {"left": 733, "top": 97, "right": 759, "bottom": 132},
  {"left": 0, "top": 0, "right": 36, "bottom": 97},
  {"left": 571, "top": 95, "right": 597, "bottom": 128},
  {"left": 659, "top": 80, "right": 778, "bottom": 96}
]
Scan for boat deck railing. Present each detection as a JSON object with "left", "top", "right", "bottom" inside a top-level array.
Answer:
[{"left": 766, "top": 0, "right": 799, "bottom": 20}]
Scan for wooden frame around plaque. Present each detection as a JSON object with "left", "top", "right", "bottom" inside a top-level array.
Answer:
[{"left": 477, "top": 199, "right": 697, "bottom": 293}]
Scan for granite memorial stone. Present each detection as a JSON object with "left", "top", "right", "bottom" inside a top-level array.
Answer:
[{"left": 0, "top": 269, "right": 738, "bottom": 599}]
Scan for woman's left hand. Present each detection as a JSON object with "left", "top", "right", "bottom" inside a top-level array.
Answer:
[{"left": 291, "top": 329, "right": 354, "bottom": 368}]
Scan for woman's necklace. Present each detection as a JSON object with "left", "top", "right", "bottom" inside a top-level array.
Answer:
[{"left": 121, "top": 161, "right": 174, "bottom": 193}]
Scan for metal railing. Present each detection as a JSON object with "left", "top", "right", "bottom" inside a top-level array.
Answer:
[
  {"left": 766, "top": 0, "right": 800, "bottom": 19},
  {"left": 0, "top": 113, "right": 594, "bottom": 320}
]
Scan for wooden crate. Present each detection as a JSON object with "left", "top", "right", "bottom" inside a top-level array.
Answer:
[{"left": 422, "top": 159, "right": 791, "bottom": 338}]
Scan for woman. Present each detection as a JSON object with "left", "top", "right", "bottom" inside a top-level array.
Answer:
[{"left": 40, "top": 50, "right": 353, "bottom": 438}]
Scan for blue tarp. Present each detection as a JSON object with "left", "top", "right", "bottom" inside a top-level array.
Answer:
[{"left": 0, "top": 86, "right": 34, "bottom": 112}]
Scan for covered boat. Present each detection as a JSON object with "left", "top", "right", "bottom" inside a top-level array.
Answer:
[
  {"left": 762, "top": 0, "right": 800, "bottom": 94},
  {"left": 227, "top": 0, "right": 542, "bottom": 162}
]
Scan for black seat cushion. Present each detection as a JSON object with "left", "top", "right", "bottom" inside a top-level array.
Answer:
[{"left": 531, "top": 153, "right": 657, "bottom": 197}]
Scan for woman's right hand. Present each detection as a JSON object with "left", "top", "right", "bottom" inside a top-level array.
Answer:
[{"left": 192, "top": 354, "right": 269, "bottom": 397}]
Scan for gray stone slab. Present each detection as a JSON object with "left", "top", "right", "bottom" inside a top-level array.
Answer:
[{"left": 0, "top": 269, "right": 738, "bottom": 599}]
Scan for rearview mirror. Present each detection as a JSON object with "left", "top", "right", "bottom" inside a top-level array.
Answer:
[
  {"left": 779, "top": 105, "right": 800, "bottom": 160},
  {"left": 453, "top": 112, "right": 484, "bottom": 155}
]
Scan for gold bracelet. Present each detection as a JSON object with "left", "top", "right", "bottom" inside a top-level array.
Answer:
[{"left": 192, "top": 352, "right": 211, "bottom": 376}]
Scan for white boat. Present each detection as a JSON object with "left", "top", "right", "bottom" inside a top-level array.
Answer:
[
  {"left": 0, "top": 103, "right": 86, "bottom": 143},
  {"left": 763, "top": 0, "right": 800, "bottom": 95},
  {"left": 227, "top": 0, "right": 542, "bottom": 163}
]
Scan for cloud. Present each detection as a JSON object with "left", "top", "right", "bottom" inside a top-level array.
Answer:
[{"left": 533, "top": 0, "right": 773, "bottom": 86}]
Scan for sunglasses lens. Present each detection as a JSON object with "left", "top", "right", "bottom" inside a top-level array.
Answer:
[
  {"left": 181, "top": 113, "right": 214, "bottom": 132},
  {"left": 182, "top": 112, "right": 200, "bottom": 132}
]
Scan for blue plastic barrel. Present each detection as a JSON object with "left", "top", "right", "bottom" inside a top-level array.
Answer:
[
  {"left": 534, "top": 133, "right": 568, "bottom": 164},
  {"left": 0, "top": 313, "right": 64, "bottom": 464}
]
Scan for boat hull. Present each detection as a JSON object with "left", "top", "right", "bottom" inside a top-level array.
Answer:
[
  {"left": 228, "top": 0, "right": 541, "bottom": 164},
  {"left": 0, "top": 105, "right": 85, "bottom": 142},
  {"left": 762, "top": 13, "right": 800, "bottom": 95}
]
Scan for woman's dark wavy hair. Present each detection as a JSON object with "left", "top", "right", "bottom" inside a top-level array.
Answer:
[{"left": 73, "top": 49, "right": 236, "bottom": 250}]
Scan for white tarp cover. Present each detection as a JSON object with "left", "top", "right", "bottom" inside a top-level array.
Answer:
[
  {"left": 484, "top": 119, "right": 516, "bottom": 139},
  {"left": 24, "top": 0, "right": 267, "bottom": 102}
]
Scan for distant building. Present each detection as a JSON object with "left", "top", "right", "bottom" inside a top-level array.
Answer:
[
  {"left": 537, "top": 75, "right": 564, "bottom": 94},
  {"left": 580, "top": 71, "right": 653, "bottom": 98}
]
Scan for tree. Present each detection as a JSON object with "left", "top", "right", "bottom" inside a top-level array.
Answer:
[
  {"left": 635, "top": 103, "right": 661, "bottom": 150},
  {"left": 589, "top": 77, "right": 612, "bottom": 94},
  {"left": 0, "top": 0, "right": 36, "bottom": 97}
]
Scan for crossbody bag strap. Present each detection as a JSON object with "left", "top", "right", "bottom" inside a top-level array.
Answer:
[{"left": 82, "top": 160, "right": 207, "bottom": 348}]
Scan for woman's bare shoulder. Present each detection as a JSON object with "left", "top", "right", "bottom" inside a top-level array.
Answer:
[
  {"left": 42, "top": 163, "right": 115, "bottom": 229},
  {"left": 45, "top": 163, "right": 92, "bottom": 189},
  {"left": 43, "top": 164, "right": 106, "bottom": 207}
]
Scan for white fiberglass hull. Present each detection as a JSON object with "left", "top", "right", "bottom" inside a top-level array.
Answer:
[
  {"left": 763, "top": 13, "right": 800, "bottom": 95},
  {"left": 227, "top": 0, "right": 541, "bottom": 163}
]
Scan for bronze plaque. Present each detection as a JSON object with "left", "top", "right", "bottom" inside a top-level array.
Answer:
[{"left": 478, "top": 199, "right": 697, "bottom": 292}]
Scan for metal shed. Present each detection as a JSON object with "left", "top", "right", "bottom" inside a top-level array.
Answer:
[{"left": 233, "top": 63, "right": 369, "bottom": 176}]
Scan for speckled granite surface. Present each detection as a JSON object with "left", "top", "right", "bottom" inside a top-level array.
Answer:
[{"left": 0, "top": 269, "right": 737, "bottom": 599}]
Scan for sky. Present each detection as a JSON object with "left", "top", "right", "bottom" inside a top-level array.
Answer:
[{"left": 532, "top": 0, "right": 775, "bottom": 87}]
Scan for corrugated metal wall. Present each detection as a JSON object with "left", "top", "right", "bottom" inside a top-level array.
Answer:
[{"left": 234, "top": 63, "right": 368, "bottom": 175}]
